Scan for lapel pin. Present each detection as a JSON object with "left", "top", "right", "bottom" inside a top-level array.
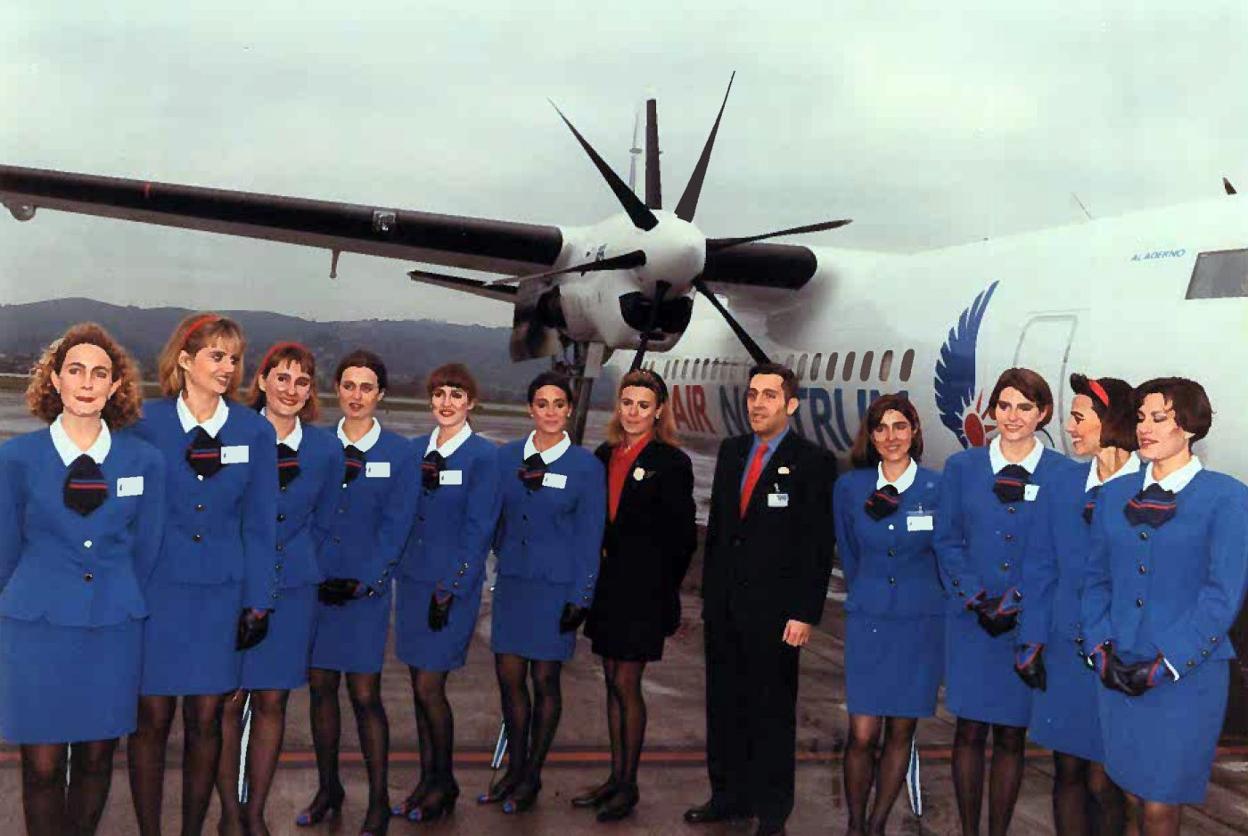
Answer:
[
  {"left": 778, "top": 466, "right": 791, "bottom": 475},
  {"left": 633, "top": 467, "right": 646, "bottom": 481}
]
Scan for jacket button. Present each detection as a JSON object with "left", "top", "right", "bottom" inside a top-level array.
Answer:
[
  {"left": 280, "top": 485, "right": 288, "bottom": 493},
  {"left": 1001, "top": 562, "right": 1010, "bottom": 570},
  {"left": 952, "top": 579, "right": 960, "bottom": 587},
  {"left": 521, "top": 539, "right": 527, "bottom": 546},
  {"left": 83, "top": 540, "right": 93, "bottom": 549},
  {"left": 887, "top": 548, "right": 896, "bottom": 557},
  {"left": 1007, "top": 506, "right": 1016, "bottom": 514},
  {"left": 888, "top": 577, "right": 896, "bottom": 585},
  {"left": 1186, "top": 660, "right": 1195, "bottom": 668},
  {"left": 276, "top": 544, "right": 285, "bottom": 552},
  {"left": 197, "top": 475, "right": 204, "bottom": 481},
  {"left": 274, "top": 563, "right": 281, "bottom": 569},
  {"left": 272, "top": 592, "right": 280, "bottom": 599},
  {"left": 1139, "top": 531, "right": 1149, "bottom": 541},
  {"left": 1138, "top": 565, "right": 1147, "bottom": 574},
  {"left": 277, "top": 513, "right": 286, "bottom": 522},
  {"left": 192, "top": 533, "right": 203, "bottom": 543},
  {"left": 83, "top": 572, "right": 93, "bottom": 582},
  {"left": 195, "top": 504, "right": 205, "bottom": 512},
  {"left": 1212, "top": 636, "right": 1219, "bottom": 644},
  {"left": 333, "top": 536, "right": 341, "bottom": 544},
  {"left": 337, "top": 508, "right": 345, "bottom": 515},
  {"left": 1201, "top": 649, "right": 1209, "bottom": 657},
  {"left": 1135, "top": 598, "right": 1144, "bottom": 607},
  {"left": 1004, "top": 533, "right": 1014, "bottom": 542}
]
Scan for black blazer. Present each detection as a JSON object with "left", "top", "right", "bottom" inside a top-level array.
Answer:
[
  {"left": 593, "top": 440, "right": 698, "bottom": 634},
  {"left": 701, "top": 431, "right": 837, "bottom": 627}
]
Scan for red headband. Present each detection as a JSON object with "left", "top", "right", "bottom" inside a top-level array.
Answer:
[
  {"left": 182, "top": 315, "right": 220, "bottom": 347},
  {"left": 259, "top": 341, "right": 310, "bottom": 374},
  {"left": 1087, "top": 378, "right": 1110, "bottom": 408}
]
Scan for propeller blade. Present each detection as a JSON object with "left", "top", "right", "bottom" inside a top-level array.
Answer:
[
  {"left": 1224, "top": 176, "right": 1238, "bottom": 195},
  {"left": 645, "top": 99, "right": 662, "bottom": 210},
  {"left": 674, "top": 72, "right": 735, "bottom": 223},
  {"left": 488, "top": 249, "right": 646, "bottom": 286},
  {"left": 692, "top": 276, "right": 771, "bottom": 364},
  {"left": 707, "top": 219, "right": 852, "bottom": 252},
  {"left": 550, "top": 102, "right": 659, "bottom": 231}
]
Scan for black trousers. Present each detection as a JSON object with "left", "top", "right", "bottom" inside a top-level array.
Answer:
[{"left": 703, "top": 610, "right": 800, "bottom": 825}]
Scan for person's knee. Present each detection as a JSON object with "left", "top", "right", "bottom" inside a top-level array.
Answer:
[
  {"left": 76, "top": 745, "right": 115, "bottom": 778},
  {"left": 954, "top": 719, "right": 988, "bottom": 746},
  {"left": 21, "top": 752, "right": 64, "bottom": 789},
  {"left": 991, "top": 725, "right": 1025, "bottom": 754},
  {"left": 413, "top": 675, "right": 448, "bottom": 709},
  {"left": 846, "top": 727, "right": 878, "bottom": 756},
  {"left": 1141, "top": 801, "right": 1179, "bottom": 825},
  {"left": 251, "top": 690, "right": 289, "bottom": 720},
  {"left": 347, "top": 679, "right": 383, "bottom": 712},
  {"left": 184, "top": 705, "right": 223, "bottom": 741}
]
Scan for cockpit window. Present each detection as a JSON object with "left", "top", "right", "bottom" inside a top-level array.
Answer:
[{"left": 1186, "top": 249, "right": 1248, "bottom": 299}]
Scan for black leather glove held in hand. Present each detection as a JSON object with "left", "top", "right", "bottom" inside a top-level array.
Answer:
[
  {"left": 559, "top": 603, "right": 588, "bottom": 634},
  {"left": 235, "top": 609, "right": 270, "bottom": 650},
  {"left": 1014, "top": 643, "right": 1046, "bottom": 690},
  {"left": 428, "top": 592, "right": 454, "bottom": 631}
]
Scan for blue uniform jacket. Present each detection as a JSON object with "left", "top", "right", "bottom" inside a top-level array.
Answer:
[
  {"left": 1082, "top": 468, "right": 1248, "bottom": 672},
  {"left": 274, "top": 424, "right": 344, "bottom": 590},
  {"left": 0, "top": 427, "right": 165, "bottom": 627},
  {"left": 493, "top": 439, "right": 605, "bottom": 608},
  {"left": 315, "top": 427, "right": 417, "bottom": 596},
  {"left": 935, "top": 445, "right": 1078, "bottom": 612},
  {"left": 834, "top": 466, "right": 945, "bottom": 618},
  {"left": 134, "top": 398, "right": 277, "bottom": 611},
  {"left": 1018, "top": 462, "right": 1100, "bottom": 647},
  {"left": 399, "top": 432, "right": 501, "bottom": 596}
]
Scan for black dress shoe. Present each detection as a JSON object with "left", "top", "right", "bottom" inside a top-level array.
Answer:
[
  {"left": 595, "top": 784, "right": 639, "bottom": 822},
  {"left": 683, "top": 799, "right": 748, "bottom": 824},
  {"left": 570, "top": 777, "right": 618, "bottom": 808},
  {"left": 754, "top": 821, "right": 786, "bottom": 836}
]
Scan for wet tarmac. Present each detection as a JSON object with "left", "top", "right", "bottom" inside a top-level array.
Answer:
[{"left": 0, "top": 393, "right": 1246, "bottom": 834}]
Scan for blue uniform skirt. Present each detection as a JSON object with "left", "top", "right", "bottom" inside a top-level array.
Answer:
[
  {"left": 1098, "top": 659, "right": 1228, "bottom": 804},
  {"left": 0, "top": 616, "right": 142, "bottom": 744},
  {"left": 490, "top": 575, "right": 575, "bottom": 662},
  {"left": 240, "top": 584, "right": 317, "bottom": 690},
  {"left": 396, "top": 578, "right": 482, "bottom": 672},
  {"left": 845, "top": 613, "right": 943, "bottom": 718},
  {"left": 944, "top": 609, "right": 1031, "bottom": 726},
  {"left": 309, "top": 590, "right": 391, "bottom": 674},
  {"left": 142, "top": 580, "right": 242, "bottom": 696},
  {"left": 1029, "top": 638, "right": 1103, "bottom": 762}
]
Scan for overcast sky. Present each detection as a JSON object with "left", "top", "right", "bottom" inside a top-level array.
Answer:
[{"left": 2, "top": 1, "right": 1245, "bottom": 327}]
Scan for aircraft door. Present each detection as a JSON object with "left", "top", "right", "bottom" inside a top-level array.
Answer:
[{"left": 1011, "top": 314, "right": 1078, "bottom": 453}]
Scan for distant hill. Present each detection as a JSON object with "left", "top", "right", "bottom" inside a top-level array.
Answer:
[{"left": 0, "top": 298, "right": 617, "bottom": 405}]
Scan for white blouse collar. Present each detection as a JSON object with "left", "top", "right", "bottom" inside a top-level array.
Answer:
[
  {"left": 176, "top": 394, "right": 229, "bottom": 437},
  {"left": 337, "top": 417, "right": 381, "bottom": 453},
  {"left": 876, "top": 458, "right": 918, "bottom": 493},
  {"left": 262, "top": 409, "right": 303, "bottom": 451},
  {"left": 1142, "top": 455, "right": 1203, "bottom": 494},
  {"left": 989, "top": 435, "right": 1043, "bottom": 474},
  {"left": 524, "top": 430, "right": 571, "bottom": 464},
  {"left": 49, "top": 414, "right": 111, "bottom": 467},
  {"left": 1085, "top": 451, "right": 1141, "bottom": 492},
  {"left": 426, "top": 423, "right": 472, "bottom": 458}
]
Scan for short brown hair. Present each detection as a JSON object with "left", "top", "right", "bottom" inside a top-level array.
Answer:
[
  {"left": 605, "top": 369, "right": 680, "bottom": 446},
  {"left": 748, "top": 362, "right": 799, "bottom": 403},
  {"left": 1070, "top": 374, "right": 1137, "bottom": 452},
  {"left": 1133, "top": 377, "right": 1212, "bottom": 446},
  {"left": 334, "top": 349, "right": 388, "bottom": 391},
  {"left": 248, "top": 342, "right": 320, "bottom": 422},
  {"left": 156, "top": 313, "right": 246, "bottom": 398},
  {"left": 426, "top": 363, "right": 479, "bottom": 402},
  {"left": 26, "top": 322, "right": 143, "bottom": 428},
  {"left": 989, "top": 367, "right": 1053, "bottom": 428},
  {"left": 851, "top": 394, "right": 924, "bottom": 467}
]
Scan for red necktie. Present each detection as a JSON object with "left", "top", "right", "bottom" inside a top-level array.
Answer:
[{"left": 739, "top": 442, "right": 769, "bottom": 518}]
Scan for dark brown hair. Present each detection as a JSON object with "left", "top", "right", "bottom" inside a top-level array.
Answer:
[
  {"left": 334, "top": 349, "right": 388, "bottom": 391},
  {"left": 605, "top": 369, "right": 679, "bottom": 446},
  {"left": 249, "top": 342, "right": 320, "bottom": 422},
  {"left": 851, "top": 394, "right": 924, "bottom": 467},
  {"left": 26, "top": 322, "right": 144, "bottom": 428},
  {"left": 1133, "top": 377, "right": 1212, "bottom": 447},
  {"left": 426, "top": 363, "right": 479, "bottom": 403},
  {"left": 156, "top": 313, "right": 246, "bottom": 398},
  {"left": 527, "top": 371, "right": 573, "bottom": 404},
  {"left": 748, "top": 362, "right": 799, "bottom": 403},
  {"left": 989, "top": 367, "right": 1054, "bottom": 428},
  {"left": 1069, "top": 373, "right": 1137, "bottom": 452}
]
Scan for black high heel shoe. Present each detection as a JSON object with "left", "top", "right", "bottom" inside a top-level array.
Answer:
[
  {"left": 502, "top": 778, "right": 542, "bottom": 814},
  {"left": 411, "top": 780, "right": 460, "bottom": 822},
  {"left": 358, "top": 803, "right": 390, "bottom": 836},
  {"left": 596, "top": 784, "right": 639, "bottom": 822},
  {"left": 390, "top": 779, "right": 430, "bottom": 819},
  {"left": 571, "top": 777, "right": 619, "bottom": 808},
  {"left": 294, "top": 787, "right": 345, "bottom": 827},
  {"left": 477, "top": 772, "right": 522, "bottom": 805}
]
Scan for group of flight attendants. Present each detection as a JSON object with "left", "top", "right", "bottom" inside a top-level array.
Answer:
[{"left": 0, "top": 315, "right": 1243, "bottom": 836}]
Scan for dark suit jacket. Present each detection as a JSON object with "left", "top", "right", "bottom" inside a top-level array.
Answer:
[
  {"left": 701, "top": 430, "right": 837, "bottom": 627},
  {"left": 593, "top": 440, "right": 697, "bottom": 634}
]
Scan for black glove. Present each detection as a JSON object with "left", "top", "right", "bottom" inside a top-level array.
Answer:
[
  {"left": 974, "top": 589, "right": 1021, "bottom": 638},
  {"left": 235, "top": 609, "right": 270, "bottom": 650},
  {"left": 317, "top": 577, "right": 360, "bottom": 605},
  {"left": 559, "top": 602, "right": 588, "bottom": 634},
  {"left": 428, "top": 592, "right": 454, "bottom": 631},
  {"left": 1104, "top": 652, "right": 1173, "bottom": 697},
  {"left": 1014, "top": 643, "right": 1046, "bottom": 690}
]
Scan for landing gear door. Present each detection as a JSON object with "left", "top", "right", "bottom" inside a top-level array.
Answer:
[{"left": 1011, "top": 314, "right": 1078, "bottom": 454}]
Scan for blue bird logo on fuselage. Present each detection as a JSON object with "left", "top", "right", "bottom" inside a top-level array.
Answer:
[{"left": 935, "top": 281, "right": 999, "bottom": 448}]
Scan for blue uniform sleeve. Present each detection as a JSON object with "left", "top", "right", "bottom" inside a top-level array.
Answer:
[
  {"left": 133, "top": 446, "right": 167, "bottom": 587},
  {"left": 933, "top": 457, "right": 982, "bottom": 607},
  {"left": 362, "top": 446, "right": 420, "bottom": 596},
  {"left": 241, "top": 424, "right": 279, "bottom": 611},
  {"left": 1080, "top": 498, "right": 1113, "bottom": 647},
  {"left": 441, "top": 444, "right": 502, "bottom": 597},
  {"left": 832, "top": 476, "right": 860, "bottom": 588},
  {"left": 1018, "top": 488, "right": 1059, "bottom": 646},
  {"left": 568, "top": 455, "right": 607, "bottom": 608},
  {"left": 1155, "top": 483, "right": 1248, "bottom": 675},
  {"left": 0, "top": 448, "right": 23, "bottom": 592}
]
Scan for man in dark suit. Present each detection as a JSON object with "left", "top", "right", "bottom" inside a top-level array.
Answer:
[{"left": 685, "top": 363, "right": 837, "bottom": 836}]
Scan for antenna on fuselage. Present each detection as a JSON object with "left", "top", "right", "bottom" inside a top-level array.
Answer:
[
  {"left": 1223, "top": 176, "right": 1238, "bottom": 195},
  {"left": 627, "top": 106, "right": 642, "bottom": 194},
  {"left": 1070, "top": 192, "right": 1093, "bottom": 221}
]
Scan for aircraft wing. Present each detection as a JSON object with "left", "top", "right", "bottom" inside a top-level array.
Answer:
[{"left": 0, "top": 164, "right": 565, "bottom": 277}]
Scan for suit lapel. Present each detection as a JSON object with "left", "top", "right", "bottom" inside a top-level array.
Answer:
[
  {"left": 742, "top": 431, "right": 799, "bottom": 519},
  {"left": 616, "top": 441, "right": 658, "bottom": 518}
]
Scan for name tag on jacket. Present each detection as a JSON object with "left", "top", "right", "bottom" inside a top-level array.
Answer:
[
  {"left": 906, "top": 513, "right": 933, "bottom": 532},
  {"left": 767, "top": 492, "right": 789, "bottom": 508},
  {"left": 1024, "top": 484, "right": 1040, "bottom": 501},
  {"left": 366, "top": 461, "right": 391, "bottom": 478},
  {"left": 440, "top": 470, "right": 463, "bottom": 486},
  {"left": 220, "top": 445, "right": 250, "bottom": 465},
  {"left": 542, "top": 473, "right": 567, "bottom": 489},
  {"left": 117, "top": 476, "right": 144, "bottom": 497}
]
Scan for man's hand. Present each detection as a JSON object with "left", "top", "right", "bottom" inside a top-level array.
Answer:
[{"left": 782, "top": 620, "right": 812, "bottom": 647}]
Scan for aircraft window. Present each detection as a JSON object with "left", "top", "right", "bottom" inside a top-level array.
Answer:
[
  {"left": 842, "top": 351, "right": 856, "bottom": 382},
  {"left": 1186, "top": 249, "right": 1248, "bottom": 299},
  {"left": 860, "top": 351, "right": 874, "bottom": 381},
  {"left": 810, "top": 353, "right": 823, "bottom": 380},
  {"left": 825, "top": 352, "right": 839, "bottom": 382},
  {"left": 900, "top": 349, "right": 915, "bottom": 382},
  {"left": 878, "top": 350, "right": 893, "bottom": 381},
  {"left": 783, "top": 353, "right": 795, "bottom": 371},
  {"left": 796, "top": 353, "right": 809, "bottom": 379},
  {"left": 701, "top": 359, "right": 710, "bottom": 381},
  {"left": 682, "top": 359, "right": 690, "bottom": 378},
  {"left": 663, "top": 360, "right": 671, "bottom": 377}
]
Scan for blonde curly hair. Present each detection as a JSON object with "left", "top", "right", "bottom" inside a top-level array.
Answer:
[{"left": 25, "top": 322, "right": 144, "bottom": 427}]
